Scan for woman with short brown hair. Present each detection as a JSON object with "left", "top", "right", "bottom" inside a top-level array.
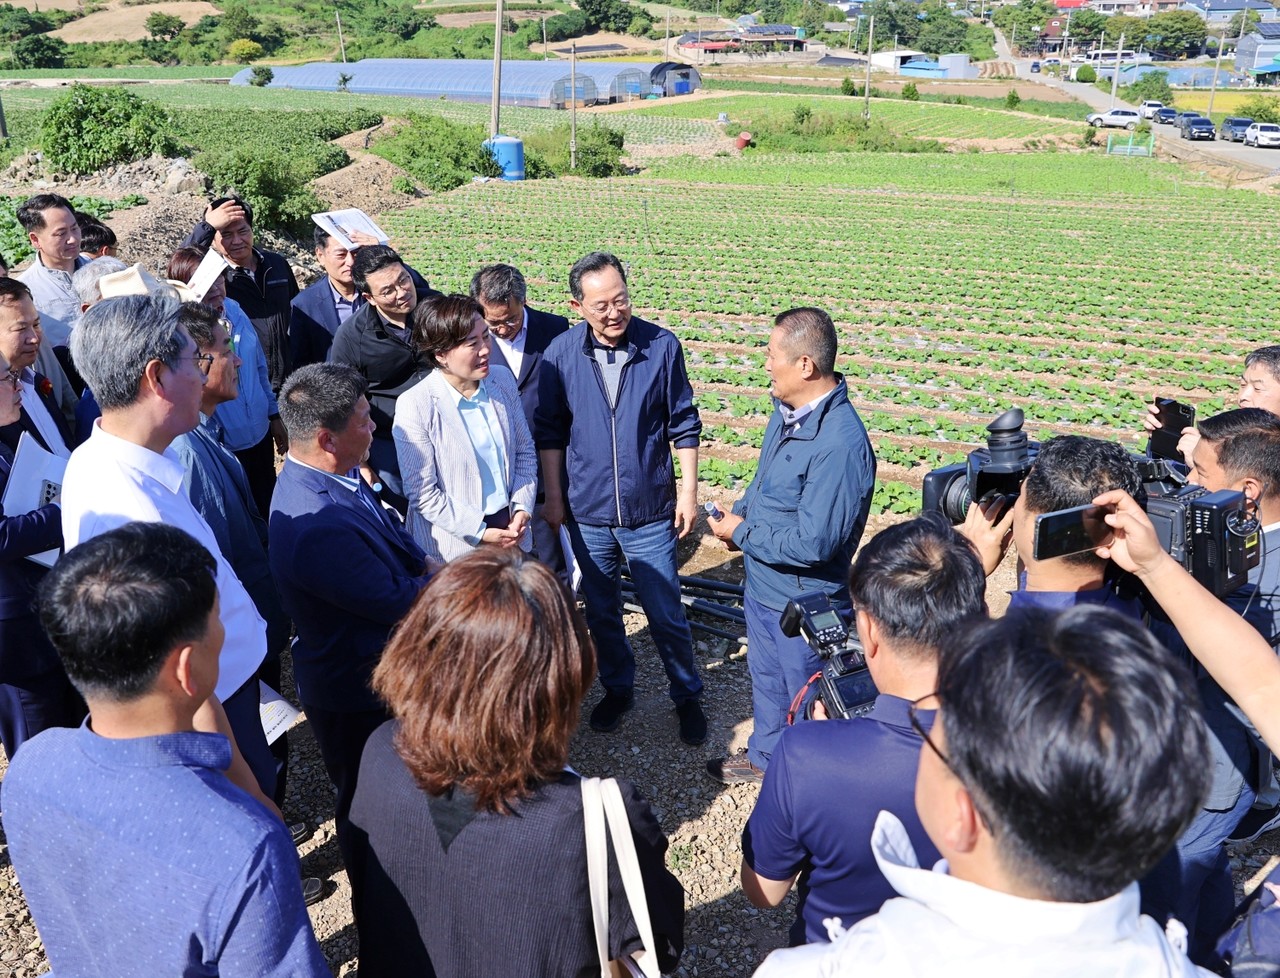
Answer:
[{"left": 347, "top": 547, "right": 684, "bottom": 977}]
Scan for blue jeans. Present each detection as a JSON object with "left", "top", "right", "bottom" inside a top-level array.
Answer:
[
  {"left": 1141, "top": 782, "right": 1257, "bottom": 965},
  {"left": 745, "top": 595, "right": 823, "bottom": 771},
  {"left": 566, "top": 518, "right": 702, "bottom": 704}
]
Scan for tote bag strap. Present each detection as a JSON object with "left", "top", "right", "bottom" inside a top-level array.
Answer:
[
  {"left": 600, "top": 778, "right": 661, "bottom": 978},
  {"left": 582, "top": 776, "right": 612, "bottom": 977}
]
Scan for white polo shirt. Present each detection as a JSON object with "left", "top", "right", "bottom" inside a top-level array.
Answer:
[{"left": 61, "top": 422, "right": 267, "bottom": 701}]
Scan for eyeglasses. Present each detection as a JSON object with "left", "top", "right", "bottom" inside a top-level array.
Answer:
[
  {"left": 373, "top": 273, "right": 413, "bottom": 300},
  {"left": 584, "top": 297, "right": 631, "bottom": 317},
  {"left": 484, "top": 315, "right": 521, "bottom": 329},
  {"left": 191, "top": 353, "right": 215, "bottom": 376},
  {"left": 3, "top": 370, "right": 21, "bottom": 391}
]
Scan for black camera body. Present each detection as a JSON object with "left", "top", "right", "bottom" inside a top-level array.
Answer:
[
  {"left": 778, "top": 592, "right": 878, "bottom": 721},
  {"left": 922, "top": 408, "right": 1039, "bottom": 524}
]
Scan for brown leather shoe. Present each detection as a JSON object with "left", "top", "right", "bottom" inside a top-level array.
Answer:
[{"left": 706, "top": 751, "right": 764, "bottom": 785}]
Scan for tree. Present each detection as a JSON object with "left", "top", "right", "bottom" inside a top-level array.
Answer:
[
  {"left": 1103, "top": 14, "right": 1147, "bottom": 47},
  {"left": 145, "top": 11, "right": 185, "bottom": 41},
  {"left": 1075, "top": 63, "right": 1096, "bottom": 82},
  {"left": 1005, "top": 87, "right": 1022, "bottom": 109},
  {"left": 901, "top": 81, "right": 920, "bottom": 99},
  {"left": 249, "top": 65, "right": 274, "bottom": 86},
  {"left": 577, "top": 0, "right": 644, "bottom": 32},
  {"left": 917, "top": 11, "right": 968, "bottom": 54},
  {"left": 0, "top": 4, "right": 55, "bottom": 42},
  {"left": 1239, "top": 94, "right": 1280, "bottom": 124},
  {"left": 861, "top": 0, "right": 922, "bottom": 46},
  {"left": 219, "top": 1, "right": 259, "bottom": 41},
  {"left": 41, "top": 84, "right": 179, "bottom": 174},
  {"left": 12, "top": 33, "right": 68, "bottom": 67},
  {"left": 1123, "top": 68, "right": 1173, "bottom": 102},
  {"left": 1226, "top": 8, "right": 1261, "bottom": 40},
  {"left": 1065, "top": 9, "right": 1106, "bottom": 46},
  {"left": 991, "top": 0, "right": 1055, "bottom": 48},
  {"left": 1145, "top": 10, "right": 1204, "bottom": 57},
  {"left": 227, "top": 38, "right": 264, "bottom": 62},
  {"left": 759, "top": 0, "right": 787, "bottom": 22}
]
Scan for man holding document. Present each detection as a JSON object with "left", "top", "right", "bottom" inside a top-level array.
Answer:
[{"left": 0, "top": 277, "right": 83, "bottom": 757}]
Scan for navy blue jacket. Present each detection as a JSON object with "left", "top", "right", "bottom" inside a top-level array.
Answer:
[
  {"left": 289, "top": 267, "right": 432, "bottom": 371},
  {"left": 0, "top": 449, "right": 63, "bottom": 682},
  {"left": 535, "top": 317, "right": 701, "bottom": 528},
  {"left": 268, "top": 458, "right": 430, "bottom": 712},
  {"left": 492, "top": 307, "right": 571, "bottom": 433},
  {"left": 730, "top": 378, "right": 876, "bottom": 612}
]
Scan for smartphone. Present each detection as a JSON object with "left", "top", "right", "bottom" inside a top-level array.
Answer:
[
  {"left": 1149, "top": 398, "right": 1196, "bottom": 462},
  {"left": 1033, "top": 503, "right": 1116, "bottom": 561}
]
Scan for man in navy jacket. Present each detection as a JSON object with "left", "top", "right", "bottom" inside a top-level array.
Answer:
[
  {"left": 470, "top": 263, "right": 570, "bottom": 578},
  {"left": 708, "top": 307, "right": 876, "bottom": 783},
  {"left": 268, "top": 362, "right": 430, "bottom": 887},
  {"left": 535, "top": 252, "right": 705, "bottom": 746}
]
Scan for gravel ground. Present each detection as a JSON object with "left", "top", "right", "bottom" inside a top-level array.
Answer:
[{"left": 0, "top": 508, "right": 1276, "bottom": 976}]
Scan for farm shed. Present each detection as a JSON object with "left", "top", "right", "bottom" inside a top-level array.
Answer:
[
  {"left": 574, "top": 63, "right": 652, "bottom": 102},
  {"left": 649, "top": 62, "right": 703, "bottom": 96},
  {"left": 230, "top": 59, "right": 600, "bottom": 109},
  {"left": 899, "top": 58, "right": 948, "bottom": 77},
  {"left": 1237, "top": 23, "right": 1280, "bottom": 74}
]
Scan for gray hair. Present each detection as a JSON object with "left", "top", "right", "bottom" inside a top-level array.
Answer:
[
  {"left": 469, "top": 264, "right": 527, "bottom": 305},
  {"left": 774, "top": 307, "right": 838, "bottom": 377},
  {"left": 1245, "top": 346, "right": 1280, "bottom": 383},
  {"left": 71, "top": 256, "right": 130, "bottom": 307},
  {"left": 278, "top": 363, "right": 367, "bottom": 443},
  {"left": 71, "top": 294, "right": 186, "bottom": 410}
]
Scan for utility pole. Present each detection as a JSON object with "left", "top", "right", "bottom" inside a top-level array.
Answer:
[
  {"left": 666, "top": 9, "right": 671, "bottom": 56},
  {"left": 1109, "top": 31, "right": 1125, "bottom": 107},
  {"left": 570, "top": 43, "right": 577, "bottom": 170},
  {"left": 863, "top": 15, "right": 874, "bottom": 120},
  {"left": 490, "top": 0, "right": 505, "bottom": 136},
  {"left": 336, "top": 8, "right": 347, "bottom": 63},
  {"left": 542, "top": 15, "right": 548, "bottom": 60}
]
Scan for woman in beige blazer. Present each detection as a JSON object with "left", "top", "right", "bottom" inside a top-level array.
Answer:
[{"left": 393, "top": 294, "right": 537, "bottom": 562}]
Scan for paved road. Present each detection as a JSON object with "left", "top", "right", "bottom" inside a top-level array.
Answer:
[{"left": 992, "top": 28, "right": 1280, "bottom": 174}]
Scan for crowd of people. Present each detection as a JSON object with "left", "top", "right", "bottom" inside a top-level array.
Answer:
[{"left": 0, "top": 189, "right": 1278, "bottom": 976}]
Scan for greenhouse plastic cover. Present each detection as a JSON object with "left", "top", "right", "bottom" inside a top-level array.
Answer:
[{"left": 230, "top": 58, "right": 601, "bottom": 106}]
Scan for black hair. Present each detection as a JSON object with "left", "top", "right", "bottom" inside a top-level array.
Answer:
[
  {"left": 470, "top": 264, "right": 528, "bottom": 305},
  {"left": 568, "top": 251, "right": 626, "bottom": 301},
  {"left": 774, "top": 307, "right": 838, "bottom": 377},
  {"left": 209, "top": 195, "right": 253, "bottom": 227},
  {"left": 39, "top": 522, "right": 218, "bottom": 703},
  {"left": 278, "top": 362, "right": 368, "bottom": 442},
  {"left": 17, "top": 193, "right": 75, "bottom": 233},
  {"left": 177, "top": 301, "right": 222, "bottom": 349},
  {"left": 76, "top": 213, "right": 117, "bottom": 254},
  {"left": 1244, "top": 346, "right": 1280, "bottom": 383},
  {"left": 1198, "top": 408, "right": 1280, "bottom": 491},
  {"left": 937, "top": 606, "right": 1209, "bottom": 903},
  {"left": 0, "top": 277, "right": 32, "bottom": 304},
  {"left": 0, "top": 252, "right": 8, "bottom": 272},
  {"left": 848, "top": 511, "right": 986, "bottom": 656},
  {"left": 313, "top": 226, "right": 335, "bottom": 252},
  {"left": 352, "top": 245, "right": 404, "bottom": 296},
  {"left": 1022, "top": 435, "right": 1142, "bottom": 567}
]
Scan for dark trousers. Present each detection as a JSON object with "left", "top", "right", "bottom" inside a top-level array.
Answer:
[
  {"left": 223, "top": 675, "right": 277, "bottom": 801},
  {"left": 304, "top": 702, "right": 391, "bottom": 874},
  {"left": 0, "top": 669, "right": 86, "bottom": 761},
  {"left": 234, "top": 432, "right": 277, "bottom": 523}
]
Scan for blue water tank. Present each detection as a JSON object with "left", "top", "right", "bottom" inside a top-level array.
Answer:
[{"left": 483, "top": 134, "right": 525, "bottom": 181}]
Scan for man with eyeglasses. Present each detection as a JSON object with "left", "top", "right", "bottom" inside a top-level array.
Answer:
[
  {"left": 535, "top": 251, "right": 706, "bottom": 746},
  {"left": 469, "top": 264, "right": 570, "bottom": 579},
  {"left": 754, "top": 603, "right": 1213, "bottom": 978},
  {"left": 329, "top": 245, "right": 440, "bottom": 516},
  {"left": 61, "top": 293, "right": 278, "bottom": 811},
  {"left": 739, "top": 514, "right": 982, "bottom": 948}
]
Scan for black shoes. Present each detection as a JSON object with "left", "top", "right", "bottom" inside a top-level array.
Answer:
[
  {"left": 676, "top": 700, "right": 707, "bottom": 746},
  {"left": 589, "top": 690, "right": 634, "bottom": 732},
  {"left": 1229, "top": 804, "right": 1280, "bottom": 844}
]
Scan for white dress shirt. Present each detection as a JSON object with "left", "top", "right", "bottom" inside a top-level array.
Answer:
[
  {"left": 490, "top": 308, "right": 528, "bottom": 380},
  {"left": 753, "top": 811, "right": 1210, "bottom": 978},
  {"left": 19, "top": 368, "right": 70, "bottom": 458},
  {"left": 61, "top": 422, "right": 267, "bottom": 701}
]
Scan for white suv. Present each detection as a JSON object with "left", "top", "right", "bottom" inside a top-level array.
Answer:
[
  {"left": 1086, "top": 108, "right": 1141, "bottom": 130},
  {"left": 1139, "top": 100, "right": 1164, "bottom": 119},
  {"left": 1244, "top": 122, "right": 1280, "bottom": 148}
]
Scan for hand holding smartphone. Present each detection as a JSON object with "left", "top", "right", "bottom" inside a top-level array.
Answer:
[{"left": 1148, "top": 397, "right": 1196, "bottom": 462}]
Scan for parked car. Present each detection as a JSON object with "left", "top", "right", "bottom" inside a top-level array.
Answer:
[
  {"left": 1153, "top": 107, "right": 1179, "bottom": 124},
  {"left": 1085, "top": 108, "right": 1141, "bottom": 130},
  {"left": 1139, "top": 100, "right": 1165, "bottom": 119},
  {"left": 1030, "top": 60, "right": 1041, "bottom": 72},
  {"left": 1220, "top": 117, "right": 1253, "bottom": 141},
  {"left": 1244, "top": 122, "right": 1280, "bottom": 147},
  {"left": 1174, "top": 111, "right": 1205, "bottom": 135},
  {"left": 1044, "top": 57, "right": 1061, "bottom": 65},
  {"left": 1183, "top": 117, "right": 1216, "bottom": 141}
]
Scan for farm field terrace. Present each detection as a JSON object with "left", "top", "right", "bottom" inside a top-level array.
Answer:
[{"left": 382, "top": 151, "right": 1277, "bottom": 511}]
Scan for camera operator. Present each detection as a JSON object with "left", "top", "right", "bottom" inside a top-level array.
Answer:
[
  {"left": 706, "top": 307, "right": 875, "bottom": 784},
  {"left": 961, "top": 434, "right": 1144, "bottom": 617},
  {"left": 1143, "top": 345, "right": 1280, "bottom": 466},
  {"left": 739, "top": 514, "right": 986, "bottom": 946},
  {"left": 1139, "top": 408, "right": 1280, "bottom": 962}
]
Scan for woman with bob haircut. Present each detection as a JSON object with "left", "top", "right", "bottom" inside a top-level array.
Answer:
[
  {"left": 392, "top": 293, "right": 536, "bottom": 562},
  {"left": 347, "top": 547, "right": 685, "bottom": 977}
]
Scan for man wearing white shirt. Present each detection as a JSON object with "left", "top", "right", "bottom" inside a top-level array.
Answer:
[
  {"left": 469, "top": 264, "right": 569, "bottom": 577},
  {"left": 0, "top": 278, "right": 73, "bottom": 458},
  {"left": 753, "top": 605, "right": 1213, "bottom": 978},
  {"left": 61, "top": 293, "right": 276, "bottom": 802}
]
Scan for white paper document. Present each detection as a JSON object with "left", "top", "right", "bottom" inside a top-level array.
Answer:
[
  {"left": 1, "top": 432, "right": 66, "bottom": 568},
  {"left": 185, "top": 249, "right": 229, "bottom": 302},
  {"left": 259, "top": 682, "right": 302, "bottom": 745},
  {"left": 311, "top": 208, "right": 390, "bottom": 250}
]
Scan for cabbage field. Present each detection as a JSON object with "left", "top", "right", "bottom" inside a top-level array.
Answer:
[{"left": 384, "top": 150, "right": 1278, "bottom": 511}]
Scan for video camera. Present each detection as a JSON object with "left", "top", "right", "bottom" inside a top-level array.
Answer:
[
  {"left": 778, "top": 592, "right": 878, "bottom": 720},
  {"left": 922, "top": 408, "right": 1260, "bottom": 598}
]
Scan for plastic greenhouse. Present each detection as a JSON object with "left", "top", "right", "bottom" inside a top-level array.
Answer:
[
  {"left": 230, "top": 59, "right": 599, "bottom": 108},
  {"left": 573, "top": 63, "right": 653, "bottom": 102}
]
